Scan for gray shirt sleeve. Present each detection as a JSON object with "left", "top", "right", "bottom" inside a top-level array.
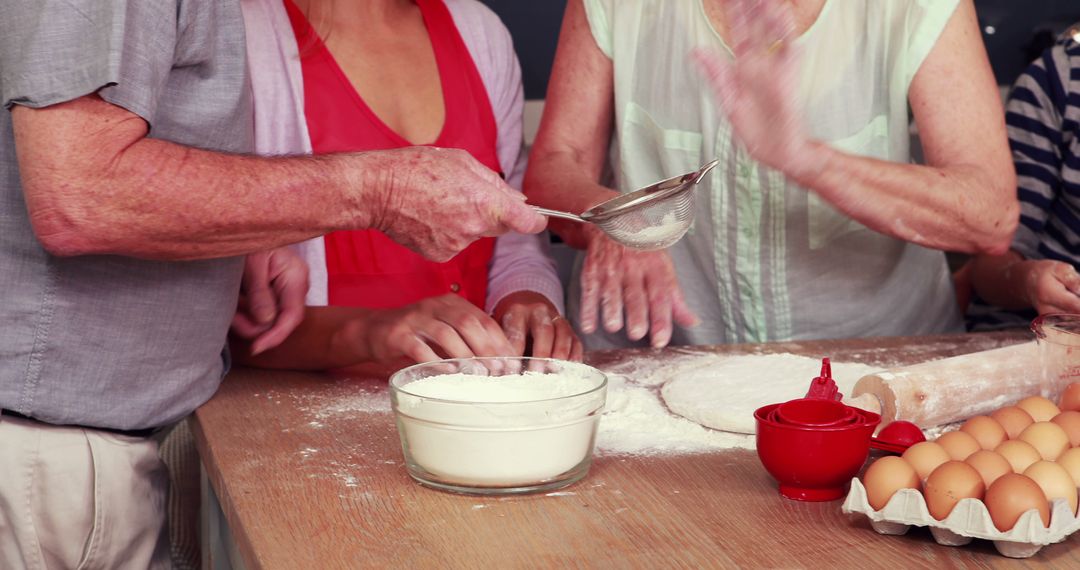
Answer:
[{"left": 0, "top": 0, "right": 179, "bottom": 123}]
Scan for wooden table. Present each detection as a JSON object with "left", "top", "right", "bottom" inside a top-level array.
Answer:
[{"left": 193, "top": 330, "right": 1080, "bottom": 569}]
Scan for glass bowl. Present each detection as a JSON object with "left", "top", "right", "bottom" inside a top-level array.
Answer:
[{"left": 389, "top": 357, "right": 607, "bottom": 495}]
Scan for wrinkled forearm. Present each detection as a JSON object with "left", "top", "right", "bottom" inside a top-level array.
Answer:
[
  {"left": 23, "top": 139, "right": 387, "bottom": 260},
  {"left": 12, "top": 96, "right": 393, "bottom": 260},
  {"left": 797, "top": 142, "right": 1019, "bottom": 255},
  {"left": 523, "top": 0, "right": 615, "bottom": 251}
]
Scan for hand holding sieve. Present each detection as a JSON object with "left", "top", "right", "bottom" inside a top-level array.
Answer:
[{"left": 533, "top": 159, "right": 718, "bottom": 250}]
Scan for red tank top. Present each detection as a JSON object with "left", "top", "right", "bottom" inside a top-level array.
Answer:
[{"left": 286, "top": 0, "right": 499, "bottom": 309}]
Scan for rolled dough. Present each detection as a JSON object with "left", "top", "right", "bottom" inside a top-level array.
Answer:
[{"left": 659, "top": 354, "right": 880, "bottom": 434}]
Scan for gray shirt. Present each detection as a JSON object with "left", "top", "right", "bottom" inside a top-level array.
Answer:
[{"left": 0, "top": 0, "right": 253, "bottom": 430}]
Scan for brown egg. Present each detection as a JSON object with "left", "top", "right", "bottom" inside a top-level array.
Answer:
[
  {"left": 965, "top": 450, "right": 1012, "bottom": 487},
  {"left": 960, "top": 415, "right": 1007, "bottom": 450},
  {"left": 1024, "top": 460, "right": 1079, "bottom": 514},
  {"left": 985, "top": 473, "right": 1051, "bottom": 532},
  {"left": 1058, "top": 447, "right": 1080, "bottom": 487},
  {"left": 1051, "top": 411, "right": 1080, "bottom": 447},
  {"left": 862, "top": 456, "right": 920, "bottom": 510},
  {"left": 901, "top": 441, "right": 952, "bottom": 481},
  {"left": 935, "top": 430, "right": 981, "bottom": 461},
  {"left": 1017, "top": 396, "right": 1061, "bottom": 423},
  {"left": 1060, "top": 383, "right": 1080, "bottom": 412},
  {"left": 1018, "top": 421, "right": 1071, "bottom": 461},
  {"left": 995, "top": 439, "right": 1042, "bottom": 473},
  {"left": 924, "top": 461, "right": 985, "bottom": 520},
  {"left": 991, "top": 407, "right": 1034, "bottom": 439}
]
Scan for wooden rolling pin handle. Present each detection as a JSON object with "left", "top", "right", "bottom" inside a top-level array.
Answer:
[
  {"left": 849, "top": 341, "right": 1040, "bottom": 428},
  {"left": 844, "top": 393, "right": 882, "bottom": 416}
]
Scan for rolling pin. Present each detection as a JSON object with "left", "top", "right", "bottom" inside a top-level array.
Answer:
[{"left": 843, "top": 341, "right": 1059, "bottom": 428}]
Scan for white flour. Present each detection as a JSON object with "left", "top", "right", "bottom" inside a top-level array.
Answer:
[
  {"left": 596, "top": 373, "right": 754, "bottom": 454},
  {"left": 394, "top": 371, "right": 605, "bottom": 486},
  {"left": 298, "top": 353, "right": 889, "bottom": 463},
  {"left": 624, "top": 218, "right": 685, "bottom": 248},
  {"left": 401, "top": 371, "right": 596, "bottom": 402}
]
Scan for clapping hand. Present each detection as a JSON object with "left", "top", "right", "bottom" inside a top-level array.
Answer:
[{"left": 693, "top": 0, "right": 820, "bottom": 184}]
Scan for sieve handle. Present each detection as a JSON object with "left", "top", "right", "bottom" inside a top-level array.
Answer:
[
  {"left": 691, "top": 159, "right": 720, "bottom": 184},
  {"left": 532, "top": 206, "right": 587, "bottom": 223}
]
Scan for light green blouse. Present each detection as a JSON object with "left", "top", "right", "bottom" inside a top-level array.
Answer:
[{"left": 572, "top": 0, "right": 965, "bottom": 348}]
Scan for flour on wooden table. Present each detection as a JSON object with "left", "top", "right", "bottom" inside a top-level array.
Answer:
[
  {"left": 596, "top": 373, "right": 754, "bottom": 455},
  {"left": 660, "top": 354, "right": 880, "bottom": 434},
  {"left": 283, "top": 353, "right": 878, "bottom": 459},
  {"left": 309, "top": 389, "right": 391, "bottom": 418}
]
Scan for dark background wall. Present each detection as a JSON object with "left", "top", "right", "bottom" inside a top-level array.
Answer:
[
  {"left": 978, "top": 0, "right": 1080, "bottom": 86},
  {"left": 479, "top": 0, "right": 1080, "bottom": 98},
  {"left": 478, "top": 0, "right": 567, "bottom": 99}
]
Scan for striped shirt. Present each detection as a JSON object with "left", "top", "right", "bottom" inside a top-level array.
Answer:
[{"left": 967, "top": 27, "right": 1080, "bottom": 330}]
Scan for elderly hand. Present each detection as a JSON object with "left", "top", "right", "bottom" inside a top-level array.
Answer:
[
  {"left": 579, "top": 227, "right": 697, "bottom": 348},
  {"left": 372, "top": 147, "right": 547, "bottom": 262},
  {"left": 1020, "top": 260, "right": 1080, "bottom": 315},
  {"left": 347, "top": 294, "right": 516, "bottom": 363},
  {"left": 493, "top": 291, "right": 583, "bottom": 361},
  {"left": 693, "top": 0, "right": 819, "bottom": 183},
  {"left": 232, "top": 247, "right": 310, "bottom": 355}
]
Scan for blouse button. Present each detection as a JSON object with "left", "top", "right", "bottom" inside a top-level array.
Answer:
[{"left": 449, "top": 283, "right": 461, "bottom": 293}]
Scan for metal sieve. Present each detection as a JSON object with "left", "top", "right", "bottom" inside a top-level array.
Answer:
[{"left": 534, "top": 159, "right": 718, "bottom": 250}]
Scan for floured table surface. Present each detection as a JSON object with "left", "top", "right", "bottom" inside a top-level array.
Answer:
[{"left": 195, "top": 330, "right": 1080, "bottom": 569}]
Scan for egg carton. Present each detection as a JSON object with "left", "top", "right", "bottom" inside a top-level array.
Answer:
[{"left": 842, "top": 478, "right": 1080, "bottom": 558}]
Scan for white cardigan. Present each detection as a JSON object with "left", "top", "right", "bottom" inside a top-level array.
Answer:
[{"left": 240, "top": 0, "right": 564, "bottom": 314}]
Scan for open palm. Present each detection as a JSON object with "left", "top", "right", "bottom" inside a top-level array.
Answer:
[{"left": 694, "top": 0, "right": 816, "bottom": 181}]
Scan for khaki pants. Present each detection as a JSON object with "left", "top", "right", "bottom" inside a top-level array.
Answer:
[{"left": 0, "top": 415, "right": 171, "bottom": 570}]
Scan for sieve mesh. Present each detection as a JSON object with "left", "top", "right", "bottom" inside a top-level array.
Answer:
[
  {"left": 593, "top": 187, "right": 697, "bottom": 250},
  {"left": 532, "top": 159, "right": 716, "bottom": 251}
]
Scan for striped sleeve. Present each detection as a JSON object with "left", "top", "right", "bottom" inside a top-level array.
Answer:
[{"left": 1005, "top": 44, "right": 1070, "bottom": 260}]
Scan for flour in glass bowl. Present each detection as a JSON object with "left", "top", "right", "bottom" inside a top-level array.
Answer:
[
  {"left": 401, "top": 372, "right": 597, "bottom": 402},
  {"left": 392, "top": 369, "right": 606, "bottom": 487}
]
